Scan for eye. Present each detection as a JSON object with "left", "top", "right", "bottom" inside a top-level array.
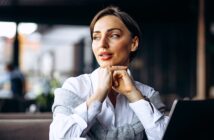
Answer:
[
  {"left": 92, "top": 35, "right": 100, "bottom": 41},
  {"left": 110, "top": 34, "right": 120, "bottom": 39}
]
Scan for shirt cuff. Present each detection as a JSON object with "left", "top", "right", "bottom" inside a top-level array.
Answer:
[
  {"left": 129, "top": 99, "right": 163, "bottom": 129},
  {"left": 74, "top": 101, "right": 102, "bottom": 124},
  {"left": 71, "top": 114, "right": 88, "bottom": 131},
  {"left": 74, "top": 102, "right": 88, "bottom": 122},
  {"left": 88, "top": 100, "right": 102, "bottom": 122}
]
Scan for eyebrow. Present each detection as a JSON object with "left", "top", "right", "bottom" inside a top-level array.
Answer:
[{"left": 93, "top": 28, "right": 122, "bottom": 34}]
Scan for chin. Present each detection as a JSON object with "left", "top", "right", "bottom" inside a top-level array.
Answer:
[
  {"left": 99, "top": 64, "right": 111, "bottom": 67},
  {"left": 98, "top": 59, "right": 128, "bottom": 67},
  {"left": 99, "top": 62, "right": 127, "bottom": 68},
  {"left": 98, "top": 62, "right": 112, "bottom": 67}
]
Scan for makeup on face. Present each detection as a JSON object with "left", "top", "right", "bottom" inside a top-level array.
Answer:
[{"left": 92, "top": 15, "right": 134, "bottom": 67}]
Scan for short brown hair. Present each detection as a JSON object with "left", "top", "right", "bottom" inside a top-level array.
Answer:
[{"left": 90, "top": 6, "right": 142, "bottom": 61}]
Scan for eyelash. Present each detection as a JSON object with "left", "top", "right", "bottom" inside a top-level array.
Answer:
[
  {"left": 92, "top": 33, "right": 120, "bottom": 41},
  {"left": 110, "top": 34, "right": 120, "bottom": 39},
  {"left": 92, "top": 36, "right": 100, "bottom": 40}
]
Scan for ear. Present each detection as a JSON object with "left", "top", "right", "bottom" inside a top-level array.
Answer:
[{"left": 130, "top": 36, "right": 139, "bottom": 52}]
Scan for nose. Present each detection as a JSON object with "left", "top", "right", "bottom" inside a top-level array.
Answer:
[{"left": 99, "top": 36, "right": 109, "bottom": 48}]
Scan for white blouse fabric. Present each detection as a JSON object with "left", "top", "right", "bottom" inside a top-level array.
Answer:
[{"left": 49, "top": 68, "right": 169, "bottom": 140}]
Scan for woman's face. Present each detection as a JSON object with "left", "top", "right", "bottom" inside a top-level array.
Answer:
[{"left": 92, "top": 15, "right": 138, "bottom": 67}]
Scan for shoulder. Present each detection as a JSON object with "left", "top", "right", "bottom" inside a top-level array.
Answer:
[
  {"left": 61, "top": 73, "right": 92, "bottom": 99},
  {"left": 134, "top": 81, "right": 157, "bottom": 98},
  {"left": 63, "top": 74, "right": 91, "bottom": 88},
  {"left": 135, "top": 81, "right": 166, "bottom": 112}
]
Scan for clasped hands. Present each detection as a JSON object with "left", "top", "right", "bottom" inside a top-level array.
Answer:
[
  {"left": 93, "top": 66, "right": 143, "bottom": 103},
  {"left": 97, "top": 66, "right": 134, "bottom": 95},
  {"left": 87, "top": 66, "right": 144, "bottom": 107}
]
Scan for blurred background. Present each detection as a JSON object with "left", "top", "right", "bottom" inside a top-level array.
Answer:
[{"left": 0, "top": 0, "right": 213, "bottom": 113}]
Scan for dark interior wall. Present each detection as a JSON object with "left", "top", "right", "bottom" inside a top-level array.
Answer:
[
  {"left": 130, "top": 22, "right": 197, "bottom": 98},
  {"left": 0, "top": 0, "right": 198, "bottom": 25},
  {"left": 0, "top": 0, "right": 201, "bottom": 98},
  {"left": 206, "top": 0, "right": 214, "bottom": 97}
]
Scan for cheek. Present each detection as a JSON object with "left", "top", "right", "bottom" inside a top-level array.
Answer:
[
  {"left": 113, "top": 41, "right": 131, "bottom": 54},
  {"left": 92, "top": 44, "right": 97, "bottom": 55}
]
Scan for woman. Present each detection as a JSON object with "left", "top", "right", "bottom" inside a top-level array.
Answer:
[{"left": 50, "top": 6, "right": 169, "bottom": 140}]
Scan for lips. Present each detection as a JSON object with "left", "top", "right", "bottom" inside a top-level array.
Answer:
[{"left": 99, "top": 52, "right": 113, "bottom": 60}]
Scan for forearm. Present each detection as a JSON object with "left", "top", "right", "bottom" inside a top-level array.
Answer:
[
  {"left": 50, "top": 113, "right": 87, "bottom": 139},
  {"left": 86, "top": 90, "right": 107, "bottom": 108},
  {"left": 50, "top": 100, "right": 102, "bottom": 139},
  {"left": 129, "top": 99, "right": 169, "bottom": 140},
  {"left": 125, "top": 88, "right": 144, "bottom": 103}
]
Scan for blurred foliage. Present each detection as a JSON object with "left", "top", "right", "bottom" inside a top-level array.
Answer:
[
  {"left": 35, "top": 76, "right": 61, "bottom": 112},
  {"left": 36, "top": 93, "right": 54, "bottom": 112}
]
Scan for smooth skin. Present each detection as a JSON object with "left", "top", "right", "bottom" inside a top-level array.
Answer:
[{"left": 87, "top": 15, "right": 144, "bottom": 108}]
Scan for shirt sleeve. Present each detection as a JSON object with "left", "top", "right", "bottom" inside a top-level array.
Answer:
[
  {"left": 129, "top": 99, "right": 169, "bottom": 140},
  {"left": 50, "top": 100, "right": 102, "bottom": 140}
]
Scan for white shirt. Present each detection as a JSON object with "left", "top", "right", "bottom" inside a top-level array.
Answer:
[{"left": 49, "top": 68, "right": 169, "bottom": 140}]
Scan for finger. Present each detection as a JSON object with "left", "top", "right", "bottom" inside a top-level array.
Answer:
[
  {"left": 110, "top": 66, "right": 127, "bottom": 71},
  {"left": 112, "top": 71, "right": 124, "bottom": 89},
  {"left": 113, "top": 80, "right": 118, "bottom": 87},
  {"left": 113, "top": 70, "right": 123, "bottom": 80},
  {"left": 99, "top": 66, "right": 113, "bottom": 75},
  {"left": 112, "top": 71, "right": 119, "bottom": 87},
  {"left": 112, "top": 86, "right": 119, "bottom": 93},
  {"left": 113, "top": 70, "right": 132, "bottom": 87},
  {"left": 100, "top": 65, "right": 110, "bottom": 68},
  {"left": 113, "top": 70, "right": 127, "bottom": 78}
]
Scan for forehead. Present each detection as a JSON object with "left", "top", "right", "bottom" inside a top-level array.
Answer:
[{"left": 93, "top": 15, "right": 128, "bottom": 32}]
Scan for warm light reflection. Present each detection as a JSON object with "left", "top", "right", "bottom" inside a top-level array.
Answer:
[
  {"left": 0, "top": 22, "right": 16, "bottom": 38},
  {"left": 18, "top": 23, "right": 38, "bottom": 35}
]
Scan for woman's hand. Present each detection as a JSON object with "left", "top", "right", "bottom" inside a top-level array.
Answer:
[
  {"left": 94, "top": 67, "right": 112, "bottom": 99},
  {"left": 112, "top": 68, "right": 144, "bottom": 102},
  {"left": 87, "top": 67, "right": 112, "bottom": 107},
  {"left": 94, "top": 66, "right": 128, "bottom": 96},
  {"left": 87, "top": 66, "right": 127, "bottom": 107}
]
